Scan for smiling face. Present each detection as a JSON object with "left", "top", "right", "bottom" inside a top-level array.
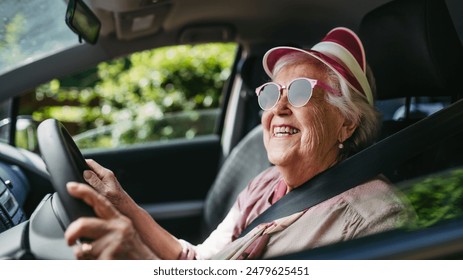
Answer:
[{"left": 261, "top": 61, "right": 355, "bottom": 188}]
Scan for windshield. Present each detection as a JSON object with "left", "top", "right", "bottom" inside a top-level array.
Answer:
[{"left": 0, "top": 0, "right": 78, "bottom": 75}]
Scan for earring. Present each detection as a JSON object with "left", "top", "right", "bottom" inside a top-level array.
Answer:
[{"left": 338, "top": 142, "right": 344, "bottom": 149}]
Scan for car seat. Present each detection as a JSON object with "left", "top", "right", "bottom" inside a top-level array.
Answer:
[
  {"left": 359, "top": 0, "right": 463, "bottom": 182},
  {"left": 360, "top": 0, "right": 463, "bottom": 138},
  {"left": 201, "top": 54, "right": 270, "bottom": 237}
]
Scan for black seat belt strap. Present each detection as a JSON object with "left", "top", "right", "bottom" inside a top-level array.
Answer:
[{"left": 240, "top": 99, "right": 463, "bottom": 237}]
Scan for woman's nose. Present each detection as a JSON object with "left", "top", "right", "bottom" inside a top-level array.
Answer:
[{"left": 272, "top": 90, "right": 291, "bottom": 114}]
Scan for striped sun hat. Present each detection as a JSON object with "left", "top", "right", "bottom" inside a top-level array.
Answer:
[{"left": 262, "top": 27, "right": 374, "bottom": 106}]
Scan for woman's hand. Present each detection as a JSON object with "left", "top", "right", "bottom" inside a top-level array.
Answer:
[
  {"left": 77, "top": 159, "right": 183, "bottom": 259},
  {"left": 64, "top": 181, "right": 158, "bottom": 260},
  {"left": 83, "top": 159, "right": 131, "bottom": 213}
]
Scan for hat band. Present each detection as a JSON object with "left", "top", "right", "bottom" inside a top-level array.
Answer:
[
  {"left": 308, "top": 50, "right": 362, "bottom": 93},
  {"left": 312, "top": 42, "right": 373, "bottom": 105}
]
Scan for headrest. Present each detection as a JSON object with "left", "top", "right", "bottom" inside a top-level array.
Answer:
[
  {"left": 359, "top": 0, "right": 463, "bottom": 100},
  {"left": 239, "top": 54, "right": 268, "bottom": 92}
]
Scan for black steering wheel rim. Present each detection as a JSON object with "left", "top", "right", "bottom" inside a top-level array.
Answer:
[{"left": 37, "top": 118, "right": 95, "bottom": 227}]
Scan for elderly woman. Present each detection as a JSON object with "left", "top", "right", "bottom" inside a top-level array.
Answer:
[{"left": 64, "top": 27, "right": 411, "bottom": 260}]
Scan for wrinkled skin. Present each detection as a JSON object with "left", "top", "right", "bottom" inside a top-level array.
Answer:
[
  {"left": 262, "top": 62, "right": 357, "bottom": 190},
  {"left": 65, "top": 160, "right": 181, "bottom": 260},
  {"left": 65, "top": 181, "right": 155, "bottom": 260}
]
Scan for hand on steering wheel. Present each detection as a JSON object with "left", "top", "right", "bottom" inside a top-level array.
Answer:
[
  {"left": 37, "top": 119, "right": 155, "bottom": 259},
  {"left": 64, "top": 182, "right": 155, "bottom": 259}
]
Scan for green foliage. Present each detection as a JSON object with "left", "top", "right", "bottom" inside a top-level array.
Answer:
[
  {"left": 30, "top": 43, "right": 237, "bottom": 148},
  {"left": 0, "top": 14, "right": 26, "bottom": 66},
  {"left": 401, "top": 168, "right": 463, "bottom": 229}
]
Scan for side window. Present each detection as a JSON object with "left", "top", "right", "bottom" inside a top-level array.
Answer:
[
  {"left": 18, "top": 43, "right": 237, "bottom": 150},
  {"left": 404, "top": 167, "right": 463, "bottom": 228},
  {"left": 376, "top": 96, "right": 451, "bottom": 121}
]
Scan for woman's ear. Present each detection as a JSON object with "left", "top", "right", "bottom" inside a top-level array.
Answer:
[{"left": 339, "top": 118, "right": 358, "bottom": 142}]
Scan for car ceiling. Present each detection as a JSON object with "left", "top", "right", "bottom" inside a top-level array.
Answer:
[
  {"left": 91, "top": 0, "right": 392, "bottom": 49},
  {"left": 87, "top": 0, "right": 463, "bottom": 56}
]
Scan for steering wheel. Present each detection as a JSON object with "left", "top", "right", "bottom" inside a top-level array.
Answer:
[{"left": 37, "top": 118, "right": 95, "bottom": 227}]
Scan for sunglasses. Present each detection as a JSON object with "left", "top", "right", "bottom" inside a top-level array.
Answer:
[{"left": 255, "top": 77, "right": 341, "bottom": 110}]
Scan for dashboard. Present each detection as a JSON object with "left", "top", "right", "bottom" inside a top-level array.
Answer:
[
  {"left": 0, "top": 161, "right": 28, "bottom": 233},
  {"left": 0, "top": 142, "right": 75, "bottom": 259}
]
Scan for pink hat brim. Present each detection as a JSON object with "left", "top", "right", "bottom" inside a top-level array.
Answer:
[{"left": 262, "top": 27, "right": 371, "bottom": 104}]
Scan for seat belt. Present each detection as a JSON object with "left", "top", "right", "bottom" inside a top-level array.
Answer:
[{"left": 240, "top": 98, "right": 463, "bottom": 237}]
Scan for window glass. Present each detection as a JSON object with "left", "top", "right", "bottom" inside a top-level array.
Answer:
[
  {"left": 18, "top": 43, "right": 237, "bottom": 150},
  {"left": 399, "top": 166, "right": 463, "bottom": 230},
  {"left": 386, "top": 128, "right": 463, "bottom": 231},
  {"left": 0, "top": 0, "right": 77, "bottom": 75},
  {"left": 375, "top": 96, "right": 451, "bottom": 121}
]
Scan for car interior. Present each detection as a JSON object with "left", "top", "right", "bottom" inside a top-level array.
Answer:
[
  {"left": 360, "top": 0, "right": 463, "bottom": 180},
  {"left": 0, "top": 0, "right": 463, "bottom": 260},
  {"left": 205, "top": 0, "right": 463, "bottom": 237}
]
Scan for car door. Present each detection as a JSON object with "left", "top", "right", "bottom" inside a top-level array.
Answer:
[{"left": 82, "top": 133, "right": 221, "bottom": 243}]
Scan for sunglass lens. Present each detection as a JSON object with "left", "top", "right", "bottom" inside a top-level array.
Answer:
[
  {"left": 288, "top": 79, "right": 312, "bottom": 107},
  {"left": 258, "top": 84, "right": 280, "bottom": 110}
]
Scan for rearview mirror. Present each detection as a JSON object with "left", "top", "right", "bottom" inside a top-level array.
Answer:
[{"left": 65, "top": 0, "right": 101, "bottom": 45}]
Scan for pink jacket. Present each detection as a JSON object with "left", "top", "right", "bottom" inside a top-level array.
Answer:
[{"left": 179, "top": 166, "right": 413, "bottom": 259}]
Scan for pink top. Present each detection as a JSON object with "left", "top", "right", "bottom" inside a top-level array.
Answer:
[{"left": 178, "top": 166, "right": 411, "bottom": 259}]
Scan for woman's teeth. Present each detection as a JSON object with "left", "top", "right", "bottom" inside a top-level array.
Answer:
[{"left": 273, "top": 126, "right": 300, "bottom": 137}]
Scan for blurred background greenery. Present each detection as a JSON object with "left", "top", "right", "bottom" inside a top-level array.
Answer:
[
  {"left": 403, "top": 167, "right": 463, "bottom": 229},
  {"left": 19, "top": 43, "right": 237, "bottom": 148}
]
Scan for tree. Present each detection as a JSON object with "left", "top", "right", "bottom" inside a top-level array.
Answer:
[
  {"left": 402, "top": 168, "right": 463, "bottom": 229},
  {"left": 0, "top": 14, "right": 26, "bottom": 71},
  {"left": 28, "top": 43, "right": 237, "bottom": 148}
]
